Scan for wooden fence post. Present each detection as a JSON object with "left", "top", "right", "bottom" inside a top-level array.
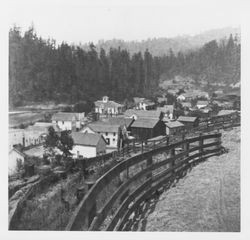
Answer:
[
  {"left": 146, "top": 155, "right": 153, "bottom": 182},
  {"left": 182, "top": 133, "right": 185, "bottom": 150},
  {"left": 169, "top": 147, "right": 175, "bottom": 176},
  {"left": 141, "top": 141, "right": 144, "bottom": 153},
  {"left": 199, "top": 133, "right": 203, "bottom": 160},
  {"left": 133, "top": 139, "right": 135, "bottom": 152},
  {"left": 85, "top": 180, "right": 97, "bottom": 229}
]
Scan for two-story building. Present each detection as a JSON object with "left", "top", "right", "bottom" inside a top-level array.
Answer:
[
  {"left": 52, "top": 112, "right": 85, "bottom": 131},
  {"left": 133, "top": 97, "right": 156, "bottom": 110},
  {"left": 81, "top": 122, "right": 122, "bottom": 153},
  {"left": 71, "top": 132, "right": 106, "bottom": 158},
  {"left": 94, "top": 96, "right": 124, "bottom": 116}
]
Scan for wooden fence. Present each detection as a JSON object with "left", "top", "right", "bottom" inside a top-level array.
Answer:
[
  {"left": 65, "top": 112, "right": 240, "bottom": 231},
  {"left": 76, "top": 111, "right": 240, "bottom": 171},
  {"left": 66, "top": 131, "right": 223, "bottom": 231}
]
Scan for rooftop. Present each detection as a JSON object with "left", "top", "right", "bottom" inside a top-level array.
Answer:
[
  {"left": 100, "top": 117, "right": 134, "bottom": 128},
  {"left": 124, "top": 109, "right": 162, "bottom": 119},
  {"left": 131, "top": 118, "right": 160, "bottom": 129},
  {"left": 165, "top": 121, "right": 184, "bottom": 128},
  {"left": 177, "top": 116, "right": 198, "bottom": 122},
  {"left": 52, "top": 112, "right": 84, "bottom": 121},
  {"left": 88, "top": 122, "right": 120, "bottom": 133},
  {"left": 71, "top": 132, "right": 104, "bottom": 146},
  {"left": 217, "top": 110, "right": 238, "bottom": 116},
  {"left": 95, "top": 100, "right": 124, "bottom": 108}
]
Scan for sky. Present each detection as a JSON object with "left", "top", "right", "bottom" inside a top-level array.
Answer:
[{"left": 6, "top": 0, "right": 244, "bottom": 45}]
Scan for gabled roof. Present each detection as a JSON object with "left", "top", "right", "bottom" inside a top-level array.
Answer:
[
  {"left": 71, "top": 132, "right": 105, "bottom": 147},
  {"left": 124, "top": 109, "right": 162, "bottom": 119},
  {"left": 9, "top": 148, "right": 26, "bottom": 157},
  {"left": 94, "top": 100, "right": 124, "bottom": 108},
  {"left": 101, "top": 117, "right": 134, "bottom": 128},
  {"left": 165, "top": 121, "right": 184, "bottom": 128},
  {"left": 88, "top": 122, "right": 120, "bottom": 133},
  {"left": 52, "top": 112, "right": 82, "bottom": 121},
  {"left": 177, "top": 116, "right": 198, "bottom": 122},
  {"left": 217, "top": 110, "right": 237, "bottom": 116},
  {"left": 131, "top": 118, "right": 160, "bottom": 129}
]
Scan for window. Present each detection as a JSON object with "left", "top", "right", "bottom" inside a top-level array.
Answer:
[
  {"left": 106, "top": 138, "right": 110, "bottom": 145},
  {"left": 106, "top": 132, "right": 108, "bottom": 136},
  {"left": 62, "top": 121, "right": 64, "bottom": 124},
  {"left": 113, "top": 133, "right": 116, "bottom": 136},
  {"left": 113, "top": 138, "right": 115, "bottom": 142},
  {"left": 77, "top": 151, "right": 80, "bottom": 157}
]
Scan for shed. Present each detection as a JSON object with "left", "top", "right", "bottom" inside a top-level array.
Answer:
[
  {"left": 130, "top": 118, "right": 166, "bottom": 140},
  {"left": 165, "top": 121, "right": 185, "bottom": 136},
  {"left": 177, "top": 116, "right": 199, "bottom": 127}
]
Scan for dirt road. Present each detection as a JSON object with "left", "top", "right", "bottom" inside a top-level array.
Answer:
[{"left": 143, "top": 127, "right": 240, "bottom": 232}]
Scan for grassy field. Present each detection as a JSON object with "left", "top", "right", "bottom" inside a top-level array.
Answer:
[{"left": 143, "top": 127, "right": 240, "bottom": 232}]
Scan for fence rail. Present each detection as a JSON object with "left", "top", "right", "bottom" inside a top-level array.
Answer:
[
  {"left": 66, "top": 131, "right": 223, "bottom": 231},
  {"left": 66, "top": 112, "right": 240, "bottom": 231},
  {"left": 76, "top": 112, "right": 240, "bottom": 172}
]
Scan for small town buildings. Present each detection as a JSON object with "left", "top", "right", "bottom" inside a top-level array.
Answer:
[
  {"left": 133, "top": 97, "right": 156, "bottom": 110},
  {"left": 157, "top": 105, "right": 174, "bottom": 120},
  {"left": 182, "top": 102, "right": 192, "bottom": 109},
  {"left": 9, "top": 128, "right": 45, "bottom": 150},
  {"left": 130, "top": 118, "right": 166, "bottom": 140},
  {"left": 124, "top": 109, "right": 164, "bottom": 120},
  {"left": 165, "top": 121, "right": 185, "bottom": 136},
  {"left": 71, "top": 132, "right": 106, "bottom": 158},
  {"left": 94, "top": 96, "right": 124, "bottom": 116},
  {"left": 9, "top": 148, "right": 26, "bottom": 176},
  {"left": 52, "top": 112, "right": 85, "bottom": 131},
  {"left": 177, "top": 94, "right": 186, "bottom": 102},
  {"left": 217, "top": 110, "right": 238, "bottom": 116},
  {"left": 196, "top": 100, "right": 209, "bottom": 109},
  {"left": 177, "top": 116, "right": 199, "bottom": 128},
  {"left": 81, "top": 122, "right": 121, "bottom": 153},
  {"left": 157, "top": 96, "right": 168, "bottom": 104}
]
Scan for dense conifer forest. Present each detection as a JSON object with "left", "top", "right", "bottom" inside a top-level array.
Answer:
[{"left": 9, "top": 26, "right": 240, "bottom": 108}]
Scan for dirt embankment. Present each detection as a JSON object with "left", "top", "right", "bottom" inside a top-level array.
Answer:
[{"left": 144, "top": 127, "right": 240, "bottom": 232}]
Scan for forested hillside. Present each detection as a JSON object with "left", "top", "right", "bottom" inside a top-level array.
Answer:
[
  {"left": 9, "top": 26, "right": 240, "bottom": 108},
  {"left": 80, "top": 27, "right": 240, "bottom": 56}
]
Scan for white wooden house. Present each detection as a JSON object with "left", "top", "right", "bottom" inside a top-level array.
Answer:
[
  {"left": 71, "top": 132, "right": 106, "bottom": 158},
  {"left": 94, "top": 96, "right": 124, "bottom": 116},
  {"left": 81, "top": 122, "right": 121, "bottom": 153},
  {"left": 52, "top": 112, "right": 85, "bottom": 131}
]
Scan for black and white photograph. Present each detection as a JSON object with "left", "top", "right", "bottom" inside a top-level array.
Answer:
[{"left": 1, "top": 0, "right": 250, "bottom": 239}]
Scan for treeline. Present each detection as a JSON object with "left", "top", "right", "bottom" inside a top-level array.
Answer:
[
  {"left": 9, "top": 26, "right": 240, "bottom": 108},
  {"left": 80, "top": 27, "right": 240, "bottom": 56}
]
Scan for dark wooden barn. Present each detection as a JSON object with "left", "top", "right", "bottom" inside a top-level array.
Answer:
[{"left": 130, "top": 118, "right": 166, "bottom": 141}]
